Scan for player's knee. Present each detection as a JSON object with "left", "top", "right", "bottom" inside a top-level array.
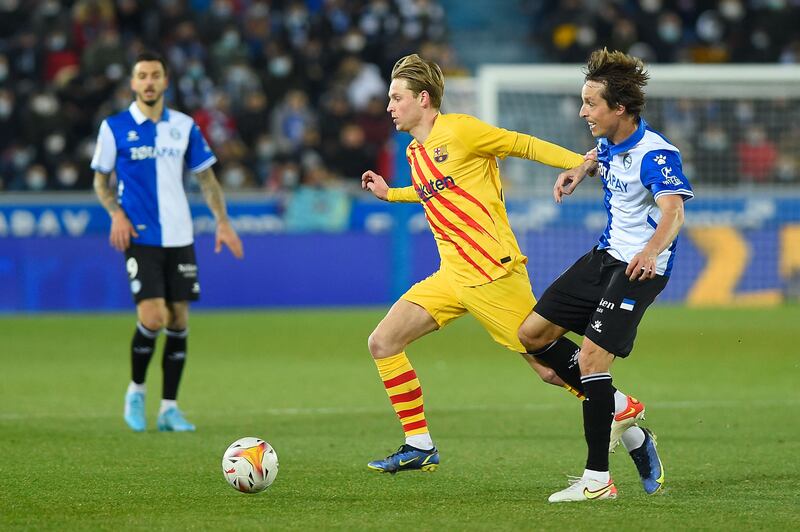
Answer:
[
  {"left": 367, "top": 332, "right": 383, "bottom": 358},
  {"left": 518, "top": 325, "right": 549, "bottom": 352},
  {"left": 166, "top": 303, "right": 189, "bottom": 330},
  {"left": 140, "top": 315, "right": 166, "bottom": 331},
  {"left": 367, "top": 331, "right": 398, "bottom": 359},
  {"left": 540, "top": 368, "right": 562, "bottom": 386},
  {"left": 167, "top": 314, "right": 188, "bottom": 331}
]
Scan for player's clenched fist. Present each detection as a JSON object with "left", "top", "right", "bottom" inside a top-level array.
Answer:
[{"left": 362, "top": 170, "right": 389, "bottom": 201}]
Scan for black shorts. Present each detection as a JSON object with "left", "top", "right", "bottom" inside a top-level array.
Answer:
[
  {"left": 124, "top": 243, "right": 200, "bottom": 304},
  {"left": 534, "top": 247, "right": 668, "bottom": 357}
]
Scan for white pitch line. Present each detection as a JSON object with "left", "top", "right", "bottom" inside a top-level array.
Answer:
[{"left": 0, "top": 399, "right": 797, "bottom": 421}]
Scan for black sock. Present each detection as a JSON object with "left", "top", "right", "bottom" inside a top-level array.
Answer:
[
  {"left": 581, "top": 373, "right": 614, "bottom": 472},
  {"left": 162, "top": 328, "right": 188, "bottom": 401},
  {"left": 529, "top": 338, "right": 584, "bottom": 392},
  {"left": 131, "top": 322, "right": 159, "bottom": 384}
]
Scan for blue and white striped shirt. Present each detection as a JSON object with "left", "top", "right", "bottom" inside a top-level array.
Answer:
[
  {"left": 595, "top": 118, "right": 693, "bottom": 276},
  {"left": 91, "top": 102, "right": 216, "bottom": 247}
]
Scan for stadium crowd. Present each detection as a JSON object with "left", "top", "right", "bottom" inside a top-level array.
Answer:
[
  {"left": 0, "top": 0, "right": 798, "bottom": 195},
  {"left": 530, "top": 0, "right": 800, "bottom": 186},
  {"left": 0, "top": 0, "right": 454, "bottom": 194},
  {"left": 531, "top": 0, "right": 800, "bottom": 64}
]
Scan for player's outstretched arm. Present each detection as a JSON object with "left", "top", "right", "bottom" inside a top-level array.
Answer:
[
  {"left": 626, "top": 194, "right": 685, "bottom": 281},
  {"left": 361, "top": 170, "right": 389, "bottom": 201},
  {"left": 195, "top": 167, "right": 244, "bottom": 259},
  {"left": 93, "top": 170, "right": 138, "bottom": 251}
]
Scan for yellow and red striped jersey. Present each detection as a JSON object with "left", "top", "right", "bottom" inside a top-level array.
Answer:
[{"left": 387, "top": 113, "right": 584, "bottom": 286}]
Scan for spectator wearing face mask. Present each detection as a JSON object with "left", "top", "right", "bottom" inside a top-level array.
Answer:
[
  {"left": 738, "top": 124, "right": 779, "bottom": 183},
  {"left": 43, "top": 29, "right": 80, "bottom": 83},
  {"left": 210, "top": 24, "right": 249, "bottom": 78},
  {"left": 259, "top": 42, "right": 301, "bottom": 109},
  {"left": 17, "top": 163, "right": 50, "bottom": 192},
  {"left": 22, "top": 91, "right": 65, "bottom": 148},
  {"left": 54, "top": 160, "right": 88, "bottom": 190},
  {"left": 271, "top": 89, "right": 318, "bottom": 157}
]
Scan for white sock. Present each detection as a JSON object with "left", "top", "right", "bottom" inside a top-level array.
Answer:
[
  {"left": 159, "top": 399, "right": 177, "bottom": 415},
  {"left": 621, "top": 426, "right": 646, "bottom": 451},
  {"left": 613, "top": 390, "right": 628, "bottom": 414},
  {"left": 583, "top": 468, "right": 610, "bottom": 483},
  {"left": 405, "top": 433, "right": 434, "bottom": 450},
  {"left": 127, "top": 381, "right": 145, "bottom": 394}
]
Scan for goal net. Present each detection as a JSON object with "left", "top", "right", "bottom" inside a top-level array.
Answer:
[{"left": 446, "top": 65, "right": 800, "bottom": 305}]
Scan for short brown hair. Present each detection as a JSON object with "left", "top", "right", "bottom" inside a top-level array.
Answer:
[
  {"left": 584, "top": 48, "right": 649, "bottom": 119},
  {"left": 391, "top": 54, "right": 444, "bottom": 109}
]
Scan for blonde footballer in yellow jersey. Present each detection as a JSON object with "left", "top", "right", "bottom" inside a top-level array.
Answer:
[
  {"left": 387, "top": 112, "right": 586, "bottom": 286},
  {"left": 361, "top": 53, "right": 605, "bottom": 474}
]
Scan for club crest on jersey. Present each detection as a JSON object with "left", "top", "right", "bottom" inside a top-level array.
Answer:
[
  {"left": 127, "top": 130, "right": 139, "bottom": 142},
  {"left": 170, "top": 128, "right": 181, "bottom": 140},
  {"left": 433, "top": 145, "right": 449, "bottom": 163},
  {"left": 622, "top": 153, "right": 632, "bottom": 169}
]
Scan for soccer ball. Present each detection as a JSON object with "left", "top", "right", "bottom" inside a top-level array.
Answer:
[{"left": 221, "top": 437, "right": 279, "bottom": 493}]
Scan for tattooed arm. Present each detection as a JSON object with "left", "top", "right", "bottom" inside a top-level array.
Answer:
[
  {"left": 194, "top": 167, "right": 244, "bottom": 259},
  {"left": 94, "top": 171, "right": 137, "bottom": 251}
]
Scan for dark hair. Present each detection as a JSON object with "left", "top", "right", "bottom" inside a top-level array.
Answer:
[
  {"left": 584, "top": 48, "right": 649, "bottom": 119},
  {"left": 132, "top": 51, "right": 168, "bottom": 76}
]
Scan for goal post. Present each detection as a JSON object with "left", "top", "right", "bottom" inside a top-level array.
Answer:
[{"left": 456, "top": 63, "right": 800, "bottom": 305}]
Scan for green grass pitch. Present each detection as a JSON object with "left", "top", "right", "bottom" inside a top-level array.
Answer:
[{"left": 1, "top": 306, "right": 798, "bottom": 531}]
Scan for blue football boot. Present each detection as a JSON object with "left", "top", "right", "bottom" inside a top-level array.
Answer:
[
  {"left": 124, "top": 390, "right": 146, "bottom": 432},
  {"left": 629, "top": 427, "right": 664, "bottom": 494},
  {"left": 368, "top": 444, "right": 439, "bottom": 473},
  {"left": 157, "top": 406, "right": 196, "bottom": 432}
]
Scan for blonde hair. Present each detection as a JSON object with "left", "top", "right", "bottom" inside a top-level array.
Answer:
[
  {"left": 391, "top": 54, "right": 444, "bottom": 109},
  {"left": 584, "top": 48, "right": 650, "bottom": 119}
]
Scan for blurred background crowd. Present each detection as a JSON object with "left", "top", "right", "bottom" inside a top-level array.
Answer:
[
  {"left": 531, "top": 0, "right": 800, "bottom": 64},
  {"left": 0, "top": 0, "right": 458, "bottom": 195},
  {"left": 0, "top": 0, "right": 798, "bottom": 195}
]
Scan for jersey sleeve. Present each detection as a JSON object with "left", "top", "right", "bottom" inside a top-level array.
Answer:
[
  {"left": 387, "top": 186, "right": 420, "bottom": 203},
  {"left": 640, "top": 149, "right": 694, "bottom": 201},
  {"left": 454, "top": 114, "right": 584, "bottom": 169},
  {"left": 185, "top": 123, "right": 217, "bottom": 173},
  {"left": 90, "top": 120, "right": 116, "bottom": 174}
]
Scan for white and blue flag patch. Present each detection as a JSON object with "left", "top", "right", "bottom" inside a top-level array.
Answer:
[{"left": 620, "top": 298, "right": 636, "bottom": 311}]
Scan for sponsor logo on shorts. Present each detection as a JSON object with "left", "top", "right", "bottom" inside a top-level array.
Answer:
[
  {"left": 590, "top": 320, "right": 603, "bottom": 333},
  {"left": 192, "top": 282, "right": 200, "bottom": 294},
  {"left": 598, "top": 298, "right": 615, "bottom": 310},
  {"left": 126, "top": 258, "right": 138, "bottom": 279},
  {"left": 178, "top": 263, "right": 198, "bottom": 278}
]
